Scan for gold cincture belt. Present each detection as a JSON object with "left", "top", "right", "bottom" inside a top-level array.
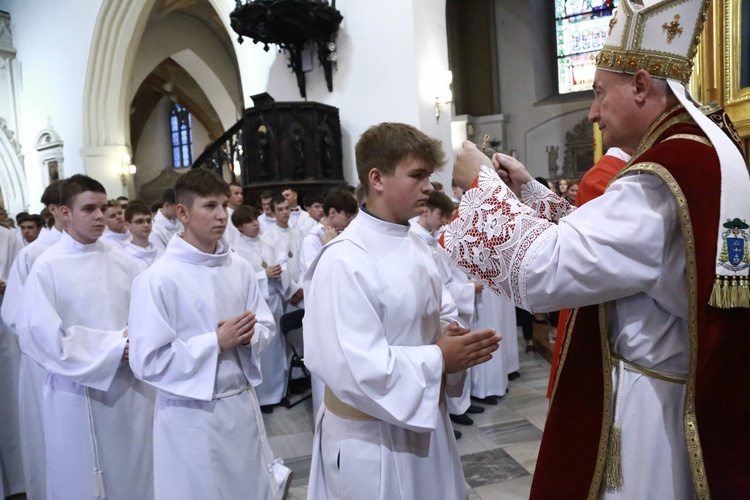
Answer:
[{"left": 611, "top": 352, "right": 687, "bottom": 384}]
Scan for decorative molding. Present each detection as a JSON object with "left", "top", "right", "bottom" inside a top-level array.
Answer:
[
  {"left": 0, "top": 12, "right": 15, "bottom": 55},
  {"left": 0, "top": 117, "right": 21, "bottom": 156}
]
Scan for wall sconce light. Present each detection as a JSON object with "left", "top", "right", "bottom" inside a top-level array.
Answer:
[
  {"left": 434, "top": 70, "right": 453, "bottom": 122},
  {"left": 117, "top": 154, "right": 137, "bottom": 186}
]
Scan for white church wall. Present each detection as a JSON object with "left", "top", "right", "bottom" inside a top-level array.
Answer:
[
  {"left": 233, "top": 0, "right": 453, "bottom": 188},
  {"left": 0, "top": 0, "right": 103, "bottom": 211},
  {"left": 494, "top": 0, "right": 591, "bottom": 179},
  {"left": 133, "top": 96, "right": 172, "bottom": 189}
]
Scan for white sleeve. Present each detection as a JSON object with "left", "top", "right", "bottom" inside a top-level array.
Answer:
[
  {"left": 237, "top": 266, "right": 276, "bottom": 385},
  {"left": 18, "top": 263, "right": 127, "bottom": 391},
  {"left": 304, "top": 244, "right": 444, "bottom": 432},
  {"left": 445, "top": 167, "right": 677, "bottom": 312},
  {"left": 128, "top": 271, "right": 220, "bottom": 401}
]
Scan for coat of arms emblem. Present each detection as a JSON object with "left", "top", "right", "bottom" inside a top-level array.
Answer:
[{"left": 719, "top": 218, "right": 750, "bottom": 271}]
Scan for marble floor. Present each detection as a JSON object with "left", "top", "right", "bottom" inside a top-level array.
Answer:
[{"left": 263, "top": 328, "right": 552, "bottom": 499}]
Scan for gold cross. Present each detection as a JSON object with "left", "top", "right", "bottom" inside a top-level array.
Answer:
[
  {"left": 662, "top": 14, "right": 683, "bottom": 43},
  {"left": 608, "top": 15, "right": 618, "bottom": 35}
]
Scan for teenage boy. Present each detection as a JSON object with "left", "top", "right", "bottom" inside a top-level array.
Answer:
[
  {"left": 263, "top": 194, "right": 304, "bottom": 309},
  {"left": 223, "top": 182, "right": 243, "bottom": 245},
  {"left": 18, "top": 214, "right": 43, "bottom": 245},
  {"left": 128, "top": 169, "right": 289, "bottom": 499},
  {"left": 281, "top": 186, "right": 311, "bottom": 230},
  {"left": 1, "top": 180, "right": 65, "bottom": 499},
  {"left": 16, "top": 174, "right": 154, "bottom": 499},
  {"left": 101, "top": 199, "right": 130, "bottom": 248},
  {"left": 124, "top": 200, "right": 161, "bottom": 272},
  {"left": 258, "top": 190, "right": 276, "bottom": 233},
  {"left": 231, "top": 205, "right": 289, "bottom": 411},
  {"left": 149, "top": 187, "right": 182, "bottom": 252},
  {"left": 303, "top": 122, "right": 501, "bottom": 499},
  {"left": 300, "top": 190, "right": 358, "bottom": 277}
]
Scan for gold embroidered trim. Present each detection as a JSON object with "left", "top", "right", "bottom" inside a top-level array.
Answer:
[
  {"left": 549, "top": 308, "right": 578, "bottom": 402},
  {"left": 616, "top": 161, "right": 710, "bottom": 499},
  {"left": 596, "top": 47, "right": 692, "bottom": 84},
  {"left": 661, "top": 134, "right": 713, "bottom": 146},
  {"left": 588, "top": 303, "right": 614, "bottom": 499}
]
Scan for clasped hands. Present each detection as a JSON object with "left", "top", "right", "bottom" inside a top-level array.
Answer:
[{"left": 437, "top": 321, "right": 502, "bottom": 374}]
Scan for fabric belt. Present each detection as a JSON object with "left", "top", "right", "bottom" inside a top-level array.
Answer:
[
  {"left": 611, "top": 352, "right": 687, "bottom": 384},
  {"left": 324, "top": 375, "right": 447, "bottom": 422}
]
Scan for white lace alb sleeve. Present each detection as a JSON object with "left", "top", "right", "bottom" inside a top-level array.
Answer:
[
  {"left": 442, "top": 166, "right": 555, "bottom": 310},
  {"left": 520, "top": 181, "right": 575, "bottom": 223}
]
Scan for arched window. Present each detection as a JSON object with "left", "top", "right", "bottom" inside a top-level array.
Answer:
[
  {"left": 170, "top": 102, "right": 193, "bottom": 167},
  {"left": 555, "top": 0, "right": 618, "bottom": 94}
]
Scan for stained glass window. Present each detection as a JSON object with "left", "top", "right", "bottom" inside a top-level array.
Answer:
[
  {"left": 170, "top": 103, "right": 193, "bottom": 168},
  {"left": 555, "top": 0, "right": 618, "bottom": 94}
]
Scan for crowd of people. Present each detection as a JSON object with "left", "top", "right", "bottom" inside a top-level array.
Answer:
[
  {"left": 2, "top": 0, "right": 749, "bottom": 498},
  {"left": 0, "top": 142, "right": 520, "bottom": 498}
]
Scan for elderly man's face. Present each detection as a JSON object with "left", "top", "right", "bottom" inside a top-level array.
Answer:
[{"left": 589, "top": 70, "right": 641, "bottom": 150}]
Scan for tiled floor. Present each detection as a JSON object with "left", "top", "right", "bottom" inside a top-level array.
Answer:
[{"left": 263, "top": 328, "right": 552, "bottom": 499}]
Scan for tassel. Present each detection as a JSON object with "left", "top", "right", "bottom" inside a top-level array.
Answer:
[
  {"left": 740, "top": 277, "right": 750, "bottom": 308},
  {"left": 708, "top": 276, "right": 723, "bottom": 308},
  {"left": 730, "top": 276, "right": 740, "bottom": 309},
  {"left": 94, "top": 468, "right": 107, "bottom": 499},
  {"left": 604, "top": 424, "right": 623, "bottom": 490}
]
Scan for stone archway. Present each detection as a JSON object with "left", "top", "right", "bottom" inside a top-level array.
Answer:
[{"left": 81, "top": 0, "right": 245, "bottom": 197}]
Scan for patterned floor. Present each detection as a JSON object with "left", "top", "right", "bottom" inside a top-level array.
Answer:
[{"left": 263, "top": 328, "right": 552, "bottom": 499}]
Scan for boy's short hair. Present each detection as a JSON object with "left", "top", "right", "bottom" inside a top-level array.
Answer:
[
  {"left": 150, "top": 199, "right": 164, "bottom": 213},
  {"left": 303, "top": 193, "right": 323, "bottom": 208},
  {"left": 19, "top": 213, "right": 44, "bottom": 228},
  {"left": 269, "top": 194, "right": 286, "bottom": 211},
  {"left": 231, "top": 205, "right": 260, "bottom": 228},
  {"left": 39, "top": 207, "right": 54, "bottom": 229},
  {"left": 259, "top": 190, "right": 274, "bottom": 200},
  {"left": 426, "top": 191, "right": 455, "bottom": 216},
  {"left": 62, "top": 174, "right": 106, "bottom": 207},
  {"left": 431, "top": 182, "right": 443, "bottom": 192},
  {"left": 116, "top": 196, "right": 129, "bottom": 202},
  {"left": 355, "top": 123, "right": 446, "bottom": 194},
  {"left": 174, "top": 169, "right": 230, "bottom": 207},
  {"left": 40, "top": 179, "right": 67, "bottom": 207},
  {"left": 229, "top": 182, "right": 242, "bottom": 189},
  {"left": 124, "top": 200, "right": 152, "bottom": 223},
  {"left": 106, "top": 199, "right": 122, "bottom": 210},
  {"left": 162, "top": 187, "right": 177, "bottom": 205},
  {"left": 15, "top": 211, "right": 29, "bottom": 224},
  {"left": 323, "top": 190, "right": 358, "bottom": 216}
]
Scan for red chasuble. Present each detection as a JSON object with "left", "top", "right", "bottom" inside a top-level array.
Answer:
[{"left": 532, "top": 105, "right": 750, "bottom": 499}]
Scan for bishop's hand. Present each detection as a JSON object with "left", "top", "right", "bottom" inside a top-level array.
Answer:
[{"left": 493, "top": 153, "right": 534, "bottom": 199}]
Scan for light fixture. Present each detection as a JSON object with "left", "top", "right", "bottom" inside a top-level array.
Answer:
[
  {"left": 117, "top": 154, "right": 137, "bottom": 186},
  {"left": 434, "top": 70, "right": 453, "bottom": 122}
]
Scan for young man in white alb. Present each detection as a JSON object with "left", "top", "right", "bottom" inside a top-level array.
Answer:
[
  {"left": 128, "top": 169, "right": 289, "bottom": 498},
  {"left": 231, "top": 205, "right": 290, "bottom": 412},
  {"left": 263, "top": 194, "right": 304, "bottom": 310},
  {"left": 1, "top": 180, "right": 65, "bottom": 499},
  {"left": 304, "top": 122, "right": 501, "bottom": 499},
  {"left": 17, "top": 174, "right": 154, "bottom": 499},
  {"left": 124, "top": 200, "right": 161, "bottom": 273},
  {"left": 281, "top": 186, "right": 312, "bottom": 231},
  {"left": 100, "top": 199, "right": 131, "bottom": 249},
  {"left": 149, "top": 187, "right": 182, "bottom": 252}
]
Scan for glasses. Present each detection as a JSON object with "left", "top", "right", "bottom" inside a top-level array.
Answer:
[{"left": 130, "top": 218, "right": 152, "bottom": 225}]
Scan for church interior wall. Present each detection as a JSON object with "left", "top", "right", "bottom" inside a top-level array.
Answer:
[
  {"left": 129, "top": 11, "right": 242, "bottom": 130},
  {"left": 133, "top": 95, "right": 211, "bottom": 193},
  {"left": 493, "top": 0, "right": 592, "bottom": 179},
  {"left": 0, "top": 0, "right": 103, "bottom": 212}
]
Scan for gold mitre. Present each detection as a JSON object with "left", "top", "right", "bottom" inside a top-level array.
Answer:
[{"left": 595, "top": 0, "right": 710, "bottom": 84}]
